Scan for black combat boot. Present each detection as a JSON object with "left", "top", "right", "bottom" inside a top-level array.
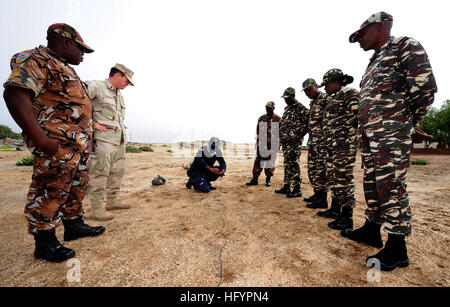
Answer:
[
  {"left": 303, "top": 190, "right": 319, "bottom": 202},
  {"left": 265, "top": 176, "right": 272, "bottom": 187},
  {"left": 287, "top": 185, "right": 302, "bottom": 198},
  {"left": 341, "top": 219, "right": 383, "bottom": 248},
  {"left": 306, "top": 192, "right": 328, "bottom": 209},
  {"left": 63, "top": 217, "right": 106, "bottom": 241},
  {"left": 275, "top": 184, "right": 290, "bottom": 195},
  {"left": 366, "top": 234, "right": 409, "bottom": 271},
  {"left": 328, "top": 206, "right": 353, "bottom": 230},
  {"left": 33, "top": 229, "right": 75, "bottom": 262},
  {"left": 317, "top": 198, "right": 341, "bottom": 219},
  {"left": 246, "top": 177, "right": 258, "bottom": 186}
]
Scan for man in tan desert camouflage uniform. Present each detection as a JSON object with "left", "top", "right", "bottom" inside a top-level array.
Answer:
[{"left": 85, "top": 64, "right": 134, "bottom": 220}]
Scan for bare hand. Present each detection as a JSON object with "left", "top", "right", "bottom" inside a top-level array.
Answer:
[
  {"left": 208, "top": 167, "right": 221, "bottom": 175},
  {"left": 94, "top": 122, "right": 108, "bottom": 132},
  {"left": 37, "top": 136, "right": 60, "bottom": 156}
]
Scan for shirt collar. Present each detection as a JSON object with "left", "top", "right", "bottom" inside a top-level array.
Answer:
[
  {"left": 370, "top": 36, "right": 395, "bottom": 62},
  {"left": 105, "top": 79, "right": 117, "bottom": 91},
  {"left": 41, "top": 45, "right": 69, "bottom": 64},
  {"left": 285, "top": 100, "right": 299, "bottom": 110}
]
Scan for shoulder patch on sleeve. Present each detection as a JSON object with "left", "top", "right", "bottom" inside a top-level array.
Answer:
[{"left": 15, "top": 51, "right": 32, "bottom": 64}]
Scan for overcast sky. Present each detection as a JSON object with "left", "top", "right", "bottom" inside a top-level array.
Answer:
[{"left": 1, "top": 0, "right": 448, "bottom": 144}]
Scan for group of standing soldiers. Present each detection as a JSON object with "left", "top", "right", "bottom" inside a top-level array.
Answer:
[
  {"left": 2, "top": 11, "right": 438, "bottom": 274},
  {"left": 246, "top": 11, "right": 437, "bottom": 271}
]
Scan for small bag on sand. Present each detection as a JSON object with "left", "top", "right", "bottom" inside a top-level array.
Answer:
[{"left": 152, "top": 175, "right": 166, "bottom": 186}]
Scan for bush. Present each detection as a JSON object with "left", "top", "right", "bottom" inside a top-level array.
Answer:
[
  {"left": 167, "top": 149, "right": 173, "bottom": 153},
  {"left": 140, "top": 146, "right": 154, "bottom": 152},
  {"left": 411, "top": 159, "right": 429, "bottom": 166},
  {"left": 126, "top": 145, "right": 142, "bottom": 153},
  {"left": 182, "top": 163, "right": 191, "bottom": 170},
  {"left": 0, "top": 124, "right": 22, "bottom": 140},
  {"left": 16, "top": 155, "right": 34, "bottom": 166}
]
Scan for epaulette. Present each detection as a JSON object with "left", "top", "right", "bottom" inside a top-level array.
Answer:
[
  {"left": 341, "top": 87, "right": 358, "bottom": 94},
  {"left": 392, "top": 36, "right": 410, "bottom": 45}
]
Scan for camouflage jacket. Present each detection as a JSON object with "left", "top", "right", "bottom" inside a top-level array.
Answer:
[
  {"left": 3, "top": 46, "right": 93, "bottom": 153},
  {"left": 322, "top": 87, "right": 359, "bottom": 149},
  {"left": 307, "top": 92, "right": 328, "bottom": 145},
  {"left": 279, "top": 100, "right": 309, "bottom": 145},
  {"left": 359, "top": 36, "right": 437, "bottom": 139},
  {"left": 86, "top": 79, "right": 126, "bottom": 146}
]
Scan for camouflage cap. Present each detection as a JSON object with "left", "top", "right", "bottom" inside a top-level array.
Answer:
[
  {"left": 349, "top": 12, "right": 393, "bottom": 43},
  {"left": 301, "top": 78, "right": 317, "bottom": 91},
  {"left": 319, "top": 69, "right": 354, "bottom": 87},
  {"left": 113, "top": 63, "right": 134, "bottom": 86},
  {"left": 281, "top": 87, "right": 295, "bottom": 98},
  {"left": 47, "top": 23, "right": 94, "bottom": 53},
  {"left": 265, "top": 101, "right": 275, "bottom": 109}
]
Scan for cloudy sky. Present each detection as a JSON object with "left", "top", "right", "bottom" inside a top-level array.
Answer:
[{"left": 0, "top": 0, "right": 448, "bottom": 144}]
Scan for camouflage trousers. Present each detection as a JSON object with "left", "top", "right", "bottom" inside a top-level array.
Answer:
[
  {"left": 326, "top": 142, "right": 357, "bottom": 209},
  {"left": 361, "top": 133, "right": 412, "bottom": 236},
  {"left": 25, "top": 145, "right": 91, "bottom": 234},
  {"left": 307, "top": 141, "right": 328, "bottom": 193},
  {"left": 252, "top": 153, "right": 276, "bottom": 178},
  {"left": 87, "top": 140, "right": 126, "bottom": 201},
  {"left": 282, "top": 143, "right": 302, "bottom": 187}
]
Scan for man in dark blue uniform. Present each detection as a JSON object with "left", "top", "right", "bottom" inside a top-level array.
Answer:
[{"left": 186, "top": 137, "right": 227, "bottom": 193}]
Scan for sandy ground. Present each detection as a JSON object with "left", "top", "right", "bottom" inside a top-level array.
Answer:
[{"left": 0, "top": 144, "right": 448, "bottom": 287}]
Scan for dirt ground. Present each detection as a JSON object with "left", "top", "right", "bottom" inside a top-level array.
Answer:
[{"left": 0, "top": 145, "right": 448, "bottom": 287}]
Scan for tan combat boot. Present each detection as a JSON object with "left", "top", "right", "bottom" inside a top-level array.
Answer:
[
  {"left": 85, "top": 199, "right": 114, "bottom": 221},
  {"left": 105, "top": 197, "right": 131, "bottom": 210}
]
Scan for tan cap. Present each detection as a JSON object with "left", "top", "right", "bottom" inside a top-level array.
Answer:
[
  {"left": 113, "top": 63, "right": 134, "bottom": 86},
  {"left": 266, "top": 101, "right": 275, "bottom": 109}
]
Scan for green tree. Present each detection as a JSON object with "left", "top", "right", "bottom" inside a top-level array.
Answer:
[
  {"left": 0, "top": 124, "right": 22, "bottom": 140},
  {"left": 436, "top": 100, "right": 450, "bottom": 149},
  {"left": 420, "top": 100, "right": 450, "bottom": 149},
  {"left": 419, "top": 107, "right": 438, "bottom": 148}
]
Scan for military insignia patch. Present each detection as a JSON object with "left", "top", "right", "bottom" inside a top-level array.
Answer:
[
  {"left": 8, "top": 70, "right": 20, "bottom": 79},
  {"left": 16, "top": 52, "right": 31, "bottom": 63}
]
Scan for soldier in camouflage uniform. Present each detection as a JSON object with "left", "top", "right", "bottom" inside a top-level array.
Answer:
[
  {"left": 85, "top": 64, "right": 134, "bottom": 221},
  {"left": 246, "top": 101, "right": 281, "bottom": 187},
  {"left": 342, "top": 12, "right": 437, "bottom": 271},
  {"left": 275, "top": 88, "right": 309, "bottom": 198},
  {"left": 319, "top": 69, "right": 359, "bottom": 231},
  {"left": 301, "top": 78, "right": 330, "bottom": 211},
  {"left": 3, "top": 23, "right": 105, "bottom": 262}
]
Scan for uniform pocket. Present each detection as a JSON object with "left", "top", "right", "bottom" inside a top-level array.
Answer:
[{"left": 65, "top": 80, "right": 86, "bottom": 99}]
